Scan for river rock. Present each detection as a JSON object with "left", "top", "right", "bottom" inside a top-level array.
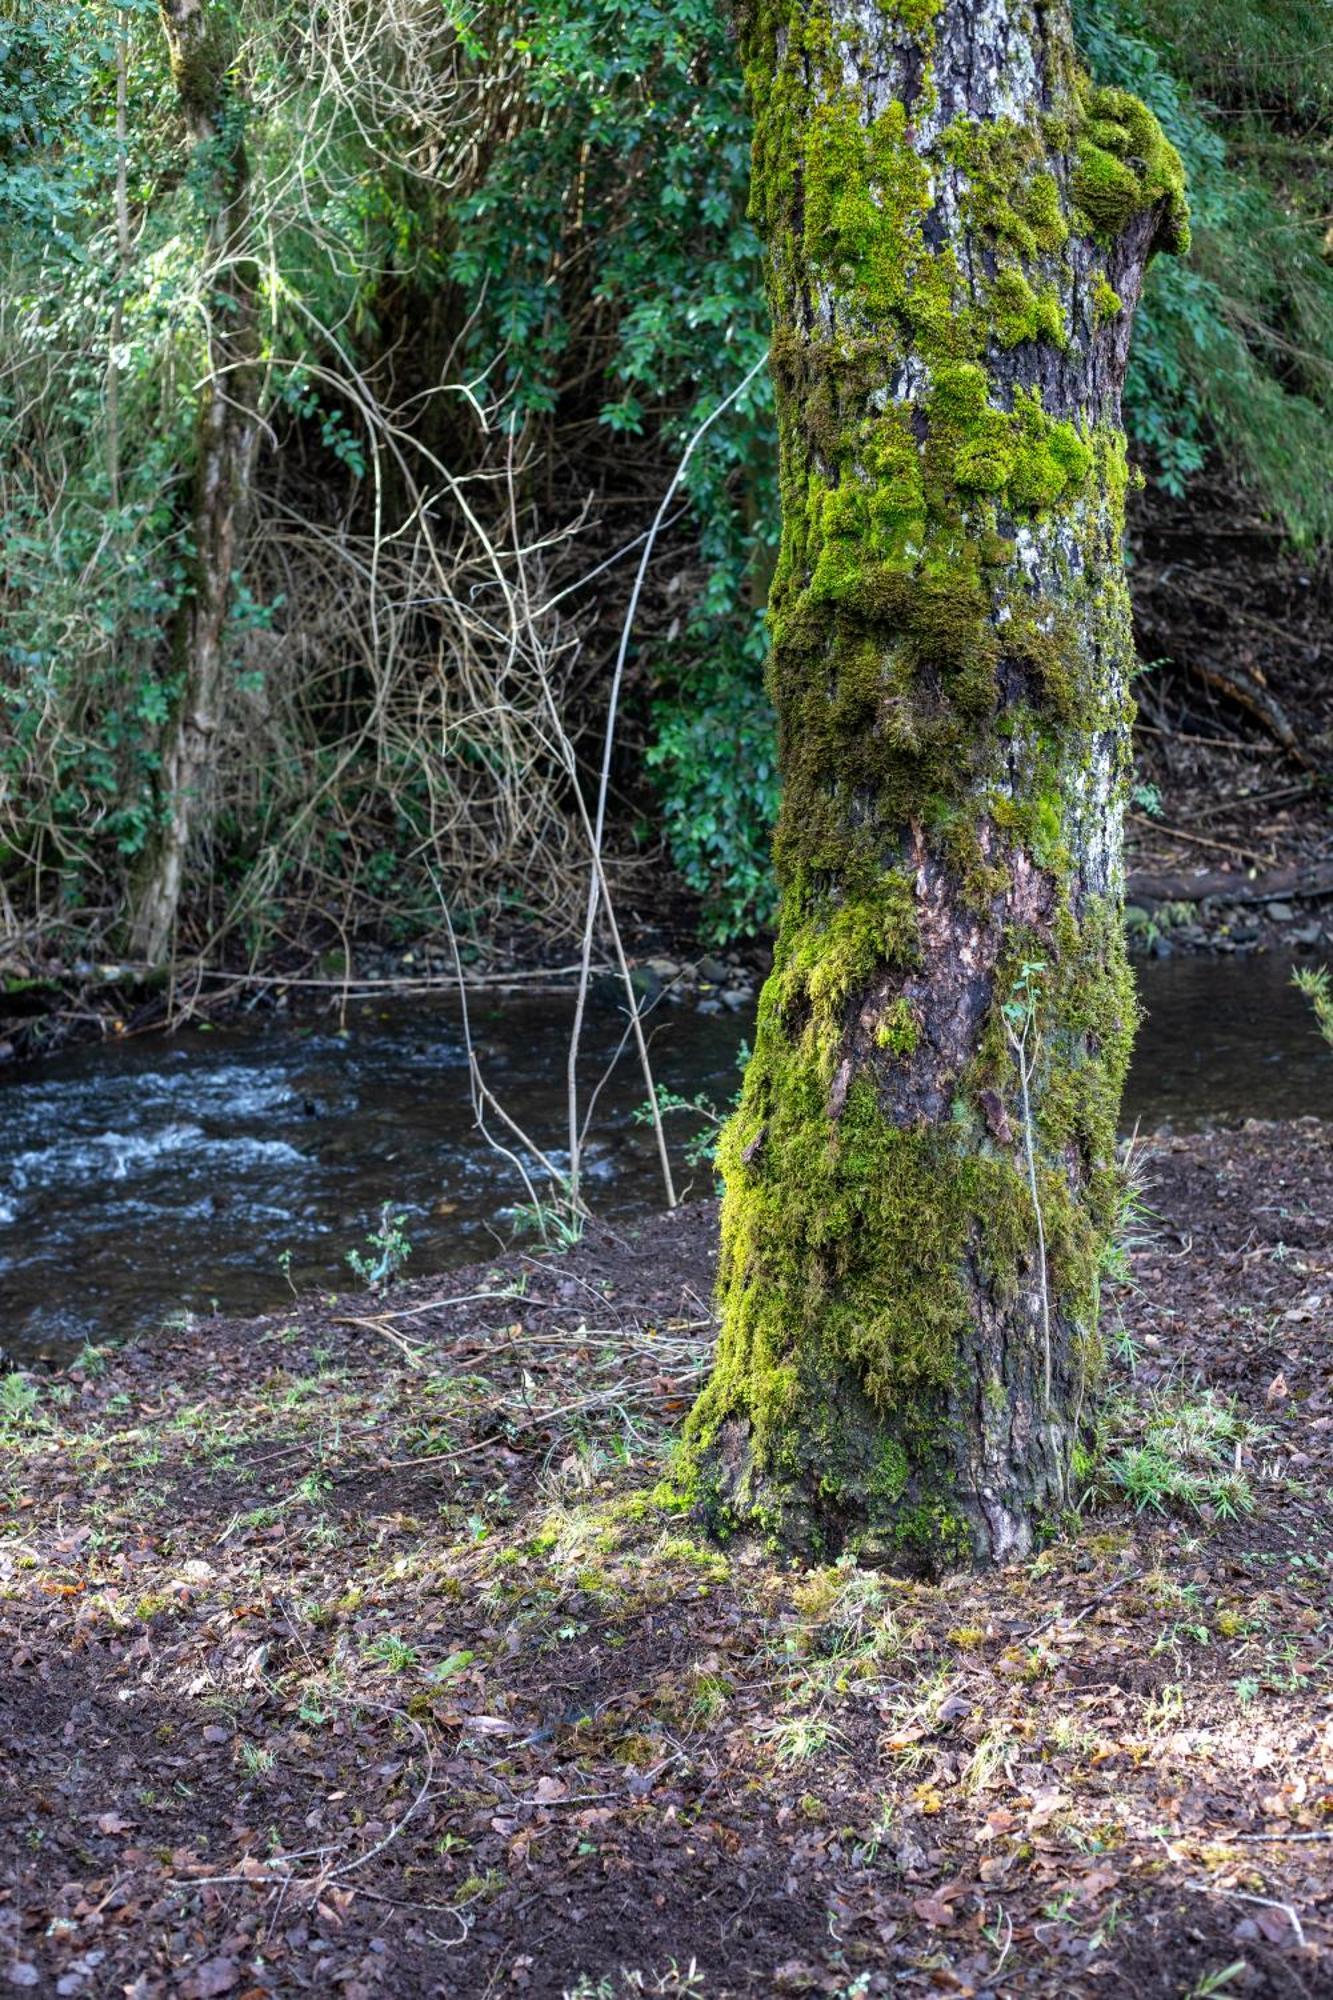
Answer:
[{"left": 1266, "top": 903, "right": 1295, "bottom": 923}]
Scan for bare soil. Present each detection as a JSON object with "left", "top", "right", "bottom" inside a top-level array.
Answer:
[{"left": 3, "top": 1121, "right": 1332, "bottom": 1998}]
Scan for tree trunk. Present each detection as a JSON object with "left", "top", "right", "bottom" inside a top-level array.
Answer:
[
  {"left": 129, "top": 0, "right": 259, "bottom": 964},
  {"left": 683, "top": 0, "right": 1187, "bottom": 1570}
]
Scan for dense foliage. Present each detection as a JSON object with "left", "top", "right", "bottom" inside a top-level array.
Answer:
[{"left": 2, "top": 0, "right": 1331, "bottom": 958}]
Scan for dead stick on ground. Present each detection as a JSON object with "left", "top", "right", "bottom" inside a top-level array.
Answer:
[
  {"left": 1183, "top": 1881, "right": 1307, "bottom": 1951},
  {"left": 333, "top": 1314, "right": 426, "bottom": 1363},
  {"left": 1127, "top": 813, "right": 1273, "bottom": 868},
  {"left": 1020, "top": 1569, "right": 1145, "bottom": 1645}
]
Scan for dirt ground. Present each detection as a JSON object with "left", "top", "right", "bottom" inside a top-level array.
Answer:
[{"left": 3, "top": 1119, "right": 1332, "bottom": 1999}]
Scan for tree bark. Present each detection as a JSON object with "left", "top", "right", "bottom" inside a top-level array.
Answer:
[
  {"left": 129, "top": 0, "right": 259, "bottom": 964},
  {"left": 683, "top": 0, "right": 1187, "bottom": 1570}
]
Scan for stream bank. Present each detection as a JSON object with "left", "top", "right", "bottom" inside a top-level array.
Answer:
[{"left": 4, "top": 954, "right": 1332, "bottom": 1364}]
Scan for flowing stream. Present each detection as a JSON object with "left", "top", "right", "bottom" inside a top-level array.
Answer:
[{"left": 2, "top": 952, "right": 1329, "bottom": 1360}]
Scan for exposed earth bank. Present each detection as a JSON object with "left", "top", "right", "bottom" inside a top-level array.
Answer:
[{"left": 2, "top": 1119, "right": 1332, "bottom": 1997}]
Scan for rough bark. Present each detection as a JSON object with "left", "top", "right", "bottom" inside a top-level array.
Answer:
[
  {"left": 682, "top": 0, "right": 1187, "bottom": 1570},
  {"left": 129, "top": 0, "right": 259, "bottom": 964}
]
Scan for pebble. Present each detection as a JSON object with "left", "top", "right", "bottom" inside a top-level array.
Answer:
[{"left": 1267, "top": 903, "right": 1295, "bottom": 923}]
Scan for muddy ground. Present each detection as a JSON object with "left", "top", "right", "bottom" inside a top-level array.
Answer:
[{"left": 3, "top": 1119, "right": 1332, "bottom": 1999}]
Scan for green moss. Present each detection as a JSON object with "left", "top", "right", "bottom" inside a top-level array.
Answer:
[
  {"left": 885, "top": 0, "right": 942, "bottom": 34},
  {"left": 689, "top": 1061, "right": 1038, "bottom": 1456},
  {"left": 775, "top": 871, "right": 918, "bottom": 1051},
  {"left": 874, "top": 996, "right": 919, "bottom": 1057},
  {"left": 882, "top": 1501, "right": 975, "bottom": 1570},
  {"left": 939, "top": 117, "right": 1070, "bottom": 262},
  {"left": 927, "top": 366, "right": 1092, "bottom": 516},
  {"left": 1091, "top": 274, "right": 1122, "bottom": 322},
  {"left": 991, "top": 269, "right": 1066, "bottom": 349},
  {"left": 872, "top": 1437, "right": 910, "bottom": 1501},
  {"left": 1073, "top": 85, "right": 1190, "bottom": 252}
]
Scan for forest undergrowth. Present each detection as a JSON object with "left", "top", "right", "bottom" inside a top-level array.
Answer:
[{"left": 2, "top": 1120, "right": 1331, "bottom": 1997}]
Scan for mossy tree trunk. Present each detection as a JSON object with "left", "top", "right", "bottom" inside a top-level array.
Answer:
[
  {"left": 683, "top": 0, "right": 1187, "bottom": 1569},
  {"left": 129, "top": 0, "right": 259, "bottom": 965}
]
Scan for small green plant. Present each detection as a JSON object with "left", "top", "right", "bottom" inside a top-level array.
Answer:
[
  {"left": 346, "top": 1204, "right": 413, "bottom": 1289},
  {"left": 365, "top": 1632, "right": 418, "bottom": 1670},
  {"left": 562, "top": 1961, "right": 706, "bottom": 1998},
  {"left": 0, "top": 1374, "right": 42, "bottom": 1436},
  {"left": 760, "top": 1714, "right": 841, "bottom": 1766},
  {"left": 1077, "top": 1384, "right": 1265, "bottom": 1519},
  {"left": 1294, "top": 965, "right": 1333, "bottom": 1049},
  {"left": 635, "top": 1040, "right": 749, "bottom": 1171},
  {"left": 511, "top": 1186, "right": 585, "bottom": 1251},
  {"left": 1185, "top": 1962, "right": 1249, "bottom": 1998},
  {"left": 237, "top": 1741, "right": 275, "bottom": 1777}
]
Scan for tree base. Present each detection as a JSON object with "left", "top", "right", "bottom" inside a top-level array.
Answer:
[{"left": 686, "top": 1385, "right": 1067, "bottom": 1577}]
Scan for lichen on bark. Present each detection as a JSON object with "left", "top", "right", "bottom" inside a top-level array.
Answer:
[{"left": 680, "top": 0, "right": 1186, "bottom": 1571}]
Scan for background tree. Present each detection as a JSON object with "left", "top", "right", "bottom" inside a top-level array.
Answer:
[
  {"left": 682, "top": 0, "right": 1187, "bottom": 1568},
  {"left": 2, "top": 0, "right": 1330, "bottom": 973},
  {"left": 128, "top": 0, "right": 259, "bottom": 962}
]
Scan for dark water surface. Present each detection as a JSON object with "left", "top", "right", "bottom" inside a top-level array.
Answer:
[{"left": 2, "top": 952, "right": 1329, "bottom": 1358}]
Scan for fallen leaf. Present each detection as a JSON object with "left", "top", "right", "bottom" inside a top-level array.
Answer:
[
  {"left": 1076, "top": 1865, "right": 1119, "bottom": 1902},
  {"left": 1025, "top": 1789, "right": 1069, "bottom": 1829},
  {"left": 1254, "top": 1905, "right": 1300, "bottom": 1946},
  {"left": 181, "top": 1959, "right": 238, "bottom": 1999}
]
